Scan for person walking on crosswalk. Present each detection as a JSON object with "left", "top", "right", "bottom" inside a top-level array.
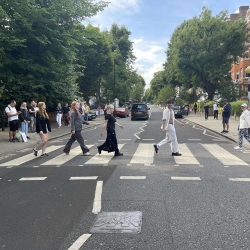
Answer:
[
  {"left": 63, "top": 101, "right": 91, "bottom": 156},
  {"left": 234, "top": 103, "right": 250, "bottom": 150},
  {"left": 154, "top": 99, "right": 185, "bottom": 156},
  {"left": 97, "top": 104, "right": 123, "bottom": 156},
  {"left": 33, "top": 102, "right": 51, "bottom": 157}
]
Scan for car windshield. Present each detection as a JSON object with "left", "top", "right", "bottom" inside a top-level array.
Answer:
[
  {"left": 132, "top": 104, "right": 146, "bottom": 111},
  {"left": 172, "top": 106, "right": 181, "bottom": 110}
]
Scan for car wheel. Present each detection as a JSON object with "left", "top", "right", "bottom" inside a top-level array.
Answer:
[{"left": 131, "top": 117, "right": 134, "bottom": 121}]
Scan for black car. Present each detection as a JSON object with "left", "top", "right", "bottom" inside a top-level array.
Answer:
[
  {"left": 172, "top": 105, "right": 183, "bottom": 118},
  {"left": 131, "top": 103, "right": 150, "bottom": 120}
]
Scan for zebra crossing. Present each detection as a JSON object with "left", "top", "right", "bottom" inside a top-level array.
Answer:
[{"left": 0, "top": 143, "right": 249, "bottom": 168}]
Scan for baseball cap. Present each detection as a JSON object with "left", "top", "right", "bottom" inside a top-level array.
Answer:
[
  {"left": 241, "top": 103, "right": 248, "bottom": 107},
  {"left": 223, "top": 99, "right": 228, "bottom": 102}
]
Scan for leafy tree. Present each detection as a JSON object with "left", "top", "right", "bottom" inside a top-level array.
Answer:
[
  {"left": 150, "top": 70, "right": 167, "bottom": 98},
  {"left": 165, "top": 7, "right": 248, "bottom": 100},
  {"left": 157, "top": 85, "right": 176, "bottom": 104}
]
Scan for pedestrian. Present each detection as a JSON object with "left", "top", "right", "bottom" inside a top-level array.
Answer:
[
  {"left": 62, "top": 103, "right": 70, "bottom": 126},
  {"left": 221, "top": 99, "right": 231, "bottom": 133},
  {"left": 194, "top": 102, "right": 197, "bottom": 114},
  {"left": 204, "top": 103, "right": 209, "bottom": 120},
  {"left": 33, "top": 102, "right": 51, "bottom": 157},
  {"left": 19, "top": 102, "right": 31, "bottom": 139},
  {"left": 153, "top": 99, "right": 185, "bottom": 156},
  {"left": 84, "top": 102, "right": 90, "bottom": 122},
  {"left": 56, "top": 103, "right": 63, "bottom": 128},
  {"left": 28, "top": 100, "right": 37, "bottom": 133},
  {"left": 97, "top": 105, "right": 101, "bottom": 117},
  {"left": 63, "top": 101, "right": 91, "bottom": 156},
  {"left": 213, "top": 101, "right": 219, "bottom": 120},
  {"left": 5, "top": 100, "right": 21, "bottom": 142},
  {"left": 97, "top": 104, "right": 123, "bottom": 156},
  {"left": 234, "top": 103, "right": 250, "bottom": 150}
]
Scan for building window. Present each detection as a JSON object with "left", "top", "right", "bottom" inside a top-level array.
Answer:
[
  {"left": 240, "top": 68, "right": 243, "bottom": 78},
  {"left": 236, "top": 72, "right": 239, "bottom": 79}
]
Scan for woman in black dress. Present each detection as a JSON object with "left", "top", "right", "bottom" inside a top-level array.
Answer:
[
  {"left": 98, "top": 104, "right": 123, "bottom": 156},
  {"left": 33, "top": 102, "right": 51, "bottom": 157}
]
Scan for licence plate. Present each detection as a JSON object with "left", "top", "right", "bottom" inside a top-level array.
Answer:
[
  {"left": 136, "top": 112, "right": 141, "bottom": 114},
  {"left": 174, "top": 112, "right": 177, "bottom": 114}
]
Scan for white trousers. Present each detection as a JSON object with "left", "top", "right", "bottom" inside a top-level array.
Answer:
[
  {"left": 56, "top": 113, "right": 62, "bottom": 127},
  {"left": 157, "top": 124, "right": 179, "bottom": 153}
]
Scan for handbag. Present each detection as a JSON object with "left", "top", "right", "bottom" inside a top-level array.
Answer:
[
  {"left": 20, "top": 131, "right": 27, "bottom": 142},
  {"left": 16, "top": 131, "right": 23, "bottom": 142}
]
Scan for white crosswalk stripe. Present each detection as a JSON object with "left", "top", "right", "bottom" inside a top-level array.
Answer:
[
  {"left": 174, "top": 144, "right": 200, "bottom": 165},
  {"left": 84, "top": 144, "right": 125, "bottom": 165},
  {"left": 41, "top": 145, "right": 94, "bottom": 166},
  {"left": 201, "top": 144, "right": 249, "bottom": 166},
  {"left": 130, "top": 143, "right": 154, "bottom": 164},
  {"left": 0, "top": 146, "right": 63, "bottom": 167},
  {"left": 0, "top": 143, "right": 249, "bottom": 168}
]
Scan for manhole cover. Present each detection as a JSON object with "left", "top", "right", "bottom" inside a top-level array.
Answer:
[{"left": 90, "top": 211, "right": 142, "bottom": 234}]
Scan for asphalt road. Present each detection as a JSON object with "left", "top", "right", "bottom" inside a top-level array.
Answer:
[{"left": 1, "top": 106, "right": 250, "bottom": 250}]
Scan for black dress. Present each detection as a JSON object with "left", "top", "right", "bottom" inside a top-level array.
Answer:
[
  {"left": 36, "top": 113, "right": 51, "bottom": 134},
  {"left": 99, "top": 114, "right": 119, "bottom": 153}
]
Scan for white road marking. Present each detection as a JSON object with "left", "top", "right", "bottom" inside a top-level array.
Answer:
[
  {"left": 41, "top": 145, "right": 93, "bottom": 166},
  {"left": 171, "top": 177, "right": 201, "bottom": 181},
  {"left": 0, "top": 146, "right": 63, "bottom": 167},
  {"left": 70, "top": 176, "right": 98, "bottom": 180},
  {"left": 98, "top": 140, "right": 105, "bottom": 141},
  {"left": 142, "top": 139, "right": 155, "bottom": 141},
  {"left": 174, "top": 165, "right": 179, "bottom": 166},
  {"left": 130, "top": 143, "right": 154, "bottom": 164},
  {"left": 85, "top": 144, "right": 124, "bottom": 165},
  {"left": 120, "top": 176, "right": 146, "bottom": 180},
  {"left": 201, "top": 144, "right": 249, "bottom": 166},
  {"left": 119, "top": 139, "right": 131, "bottom": 141},
  {"left": 229, "top": 178, "right": 250, "bottom": 182},
  {"left": 188, "top": 139, "right": 201, "bottom": 141},
  {"left": 174, "top": 144, "right": 200, "bottom": 165},
  {"left": 79, "top": 165, "right": 83, "bottom": 166},
  {"left": 33, "top": 166, "right": 39, "bottom": 168},
  {"left": 68, "top": 234, "right": 92, "bottom": 250},
  {"left": 19, "top": 177, "right": 47, "bottom": 181},
  {"left": 92, "top": 181, "right": 103, "bottom": 214},
  {"left": 134, "top": 134, "right": 140, "bottom": 139},
  {"left": 203, "top": 130, "right": 221, "bottom": 139}
]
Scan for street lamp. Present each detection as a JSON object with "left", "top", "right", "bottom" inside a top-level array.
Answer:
[{"left": 114, "top": 58, "right": 116, "bottom": 101}]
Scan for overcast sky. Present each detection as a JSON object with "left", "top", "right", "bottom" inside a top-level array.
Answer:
[{"left": 88, "top": 0, "right": 250, "bottom": 88}]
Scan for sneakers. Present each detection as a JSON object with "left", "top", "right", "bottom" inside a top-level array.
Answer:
[
  {"left": 33, "top": 148, "right": 38, "bottom": 157},
  {"left": 221, "top": 130, "right": 225, "bottom": 133},
  {"left": 234, "top": 146, "right": 242, "bottom": 150},
  {"left": 44, "top": 153, "right": 49, "bottom": 156},
  {"left": 83, "top": 152, "right": 91, "bottom": 156},
  {"left": 114, "top": 152, "right": 123, "bottom": 156},
  {"left": 224, "top": 131, "right": 229, "bottom": 133},
  {"left": 26, "top": 136, "right": 31, "bottom": 139},
  {"left": 97, "top": 146, "right": 102, "bottom": 154},
  {"left": 153, "top": 144, "right": 158, "bottom": 154},
  {"left": 9, "top": 139, "right": 15, "bottom": 143},
  {"left": 172, "top": 152, "right": 182, "bottom": 156}
]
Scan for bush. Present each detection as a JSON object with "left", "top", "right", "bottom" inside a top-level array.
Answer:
[{"left": 230, "top": 101, "right": 245, "bottom": 116}]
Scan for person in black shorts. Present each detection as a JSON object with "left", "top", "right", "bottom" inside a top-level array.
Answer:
[
  {"left": 5, "top": 100, "right": 21, "bottom": 142},
  {"left": 221, "top": 99, "right": 231, "bottom": 133},
  {"left": 33, "top": 102, "right": 51, "bottom": 157}
]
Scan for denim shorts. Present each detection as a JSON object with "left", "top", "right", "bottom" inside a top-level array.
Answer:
[{"left": 222, "top": 116, "right": 229, "bottom": 124}]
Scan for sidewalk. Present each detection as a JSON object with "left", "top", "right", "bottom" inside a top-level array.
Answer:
[
  {"left": 185, "top": 112, "right": 250, "bottom": 149},
  {"left": 0, "top": 116, "right": 104, "bottom": 156}
]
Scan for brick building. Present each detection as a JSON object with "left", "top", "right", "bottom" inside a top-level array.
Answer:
[{"left": 230, "top": 6, "right": 250, "bottom": 100}]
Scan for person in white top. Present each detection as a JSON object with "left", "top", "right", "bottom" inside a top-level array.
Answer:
[
  {"left": 213, "top": 101, "right": 219, "bottom": 120},
  {"left": 154, "top": 99, "right": 185, "bottom": 156},
  {"left": 5, "top": 100, "right": 21, "bottom": 142},
  {"left": 234, "top": 103, "right": 250, "bottom": 150}
]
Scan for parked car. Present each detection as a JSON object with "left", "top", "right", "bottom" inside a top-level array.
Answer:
[
  {"left": 88, "top": 111, "right": 97, "bottom": 120},
  {"left": 113, "top": 107, "right": 129, "bottom": 118},
  {"left": 131, "top": 103, "right": 150, "bottom": 120},
  {"left": 172, "top": 105, "right": 183, "bottom": 118}
]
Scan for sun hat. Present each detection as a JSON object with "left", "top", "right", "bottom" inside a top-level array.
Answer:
[{"left": 241, "top": 103, "right": 248, "bottom": 107}]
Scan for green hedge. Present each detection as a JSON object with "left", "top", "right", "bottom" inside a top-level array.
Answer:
[{"left": 230, "top": 101, "right": 246, "bottom": 116}]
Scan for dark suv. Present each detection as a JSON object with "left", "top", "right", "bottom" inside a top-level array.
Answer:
[{"left": 131, "top": 103, "right": 150, "bottom": 120}]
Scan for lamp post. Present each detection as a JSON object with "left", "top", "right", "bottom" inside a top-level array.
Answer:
[{"left": 114, "top": 58, "right": 116, "bottom": 101}]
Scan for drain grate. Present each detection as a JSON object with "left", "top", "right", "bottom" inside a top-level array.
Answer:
[{"left": 90, "top": 211, "right": 142, "bottom": 234}]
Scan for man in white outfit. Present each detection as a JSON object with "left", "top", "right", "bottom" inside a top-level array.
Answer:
[{"left": 154, "top": 99, "right": 185, "bottom": 156}]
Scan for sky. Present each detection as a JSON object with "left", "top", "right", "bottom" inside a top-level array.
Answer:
[{"left": 88, "top": 0, "right": 250, "bottom": 88}]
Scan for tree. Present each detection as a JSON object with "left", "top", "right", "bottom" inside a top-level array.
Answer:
[
  {"left": 157, "top": 85, "right": 176, "bottom": 104},
  {"left": 165, "top": 7, "right": 248, "bottom": 100}
]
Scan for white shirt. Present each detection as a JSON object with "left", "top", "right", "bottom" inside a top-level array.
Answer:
[
  {"left": 213, "top": 104, "right": 218, "bottom": 111},
  {"left": 5, "top": 105, "right": 18, "bottom": 121},
  {"left": 239, "top": 109, "right": 250, "bottom": 129},
  {"left": 161, "top": 108, "right": 175, "bottom": 129}
]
